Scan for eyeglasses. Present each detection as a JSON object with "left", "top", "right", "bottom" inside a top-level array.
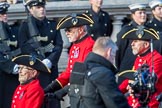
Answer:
[
  {"left": 18, "top": 66, "right": 33, "bottom": 71},
  {"left": 65, "top": 28, "right": 72, "bottom": 32}
]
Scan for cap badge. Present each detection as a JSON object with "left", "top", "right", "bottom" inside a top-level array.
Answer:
[
  {"left": 136, "top": 26, "right": 145, "bottom": 39},
  {"left": 71, "top": 13, "right": 78, "bottom": 26},
  {"left": 29, "top": 54, "right": 36, "bottom": 65},
  {"left": 29, "top": 61, "right": 34, "bottom": 65},
  {"left": 138, "top": 34, "right": 142, "bottom": 39}
]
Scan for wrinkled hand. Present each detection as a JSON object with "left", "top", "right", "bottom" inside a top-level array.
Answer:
[
  {"left": 42, "top": 59, "right": 52, "bottom": 69},
  {"left": 12, "top": 64, "right": 19, "bottom": 74}
]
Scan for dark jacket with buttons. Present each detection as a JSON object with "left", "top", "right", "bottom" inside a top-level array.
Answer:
[
  {"left": 18, "top": 16, "right": 63, "bottom": 87},
  {"left": 18, "top": 16, "right": 63, "bottom": 64},
  {"left": 147, "top": 17, "right": 162, "bottom": 34},
  {"left": 69, "top": 52, "right": 130, "bottom": 108},
  {"left": 0, "top": 21, "right": 20, "bottom": 108},
  {"left": 147, "top": 17, "right": 162, "bottom": 54},
  {"left": 85, "top": 8, "right": 112, "bottom": 41},
  {"left": 115, "top": 21, "right": 138, "bottom": 73}
]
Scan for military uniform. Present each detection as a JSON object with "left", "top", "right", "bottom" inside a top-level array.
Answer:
[
  {"left": 0, "top": 2, "right": 20, "bottom": 108},
  {"left": 147, "top": 0, "right": 162, "bottom": 55},
  {"left": 147, "top": 18, "right": 162, "bottom": 54},
  {"left": 85, "top": 8, "right": 112, "bottom": 40},
  {"left": 44, "top": 13, "right": 95, "bottom": 94},
  {"left": 119, "top": 26, "right": 162, "bottom": 108},
  {"left": 18, "top": 12, "right": 63, "bottom": 88},
  {"left": 147, "top": 18, "right": 162, "bottom": 34},
  {"left": 11, "top": 79, "right": 44, "bottom": 108},
  {"left": 116, "top": 4, "right": 147, "bottom": 77},
  {"left": 11, "top": 55, "right": 51, "bottom": 108},
  {"left": 148, "top": 0, "right": 162, "bottom": 34},
  {"left": 116, "top": 21, "right": 139, "bottom": 72},
  {"left": 120, "top": 50, "right": 162, "bottom": 108},
  {"left": 18, "top": 1, "right": 63, "bottom": 107},
  {"left": 57, "top": 35, "right": 94, "bottom": 87}
]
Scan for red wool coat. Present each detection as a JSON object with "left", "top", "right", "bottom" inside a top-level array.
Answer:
[
  {"left": 56, "top": 35, "right": 94, "bottom": 87},
  {"left": 11, "top": 79, "right": 44, "bottom": 108},
  {"left": 119, "top": 50, "right": 162, "bottom": 108}
]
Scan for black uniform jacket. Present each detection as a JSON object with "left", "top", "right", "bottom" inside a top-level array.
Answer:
[
  {"left": 18, "top": 16, "right": 63, "bottom": 66},
  {"left": 147, "top": 17, "right": 162, "bottom": 54},
  {"left": 85, "top": 8, "right": 112, "bottom": 40},
  {"left": 0, "top": 22, "right": 18, "bottom": 74},
  {"left": 147, "top": 17, "right": 162, "bottom": 34},
  {"left": 0, "top": 22, "right": 19, "bottom": 108},
  {"left": 115, "top": 21, "right": 139, "bottom": 72},
  {"left": 69, "top": 52, "right": 130, "bottom": 108}
]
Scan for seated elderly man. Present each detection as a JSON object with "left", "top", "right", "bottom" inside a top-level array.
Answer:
[
  {"left": 11, "top": 55, "right": 51, "bottom": 108},
  {"left": 119, "top": 26, "right": 162, "bottom": 108}
]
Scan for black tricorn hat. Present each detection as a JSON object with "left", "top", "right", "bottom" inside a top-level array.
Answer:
[
  {"left": 56, "top": 13, "right": 94, "bottom": 30},
  {"left": 12, "top": 55, "right": 51, "bottom": 73},
  {"left": 117, "top": 70, "right": 136, "bottom": 85},
  {"left": 24, "top": 0, "right": 46, "bottom": 7},
  {"left": 122, "top": 26, "right": 160, "bottom": 40},
  {"left": 118, "top": 70, "right": 137, "bottom": 80},
  {"left": 0, "top": 2, "right": 10, "bottom": 14}
]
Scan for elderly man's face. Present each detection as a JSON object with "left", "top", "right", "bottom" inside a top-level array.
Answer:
[
  {"left": 131, "top": 40, "right": 149, "bottom": 55},
  {"left": 65, "top": 26, "right": 82, "bottom": 42},
  {"left": 18, "top": 65, "right": 37, "bottom": 84}
]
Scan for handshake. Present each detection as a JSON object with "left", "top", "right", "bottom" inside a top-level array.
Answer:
[{"left": 44, "top": 80, "right": 69, "bottom": 101}]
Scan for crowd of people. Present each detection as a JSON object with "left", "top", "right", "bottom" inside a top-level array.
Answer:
[{"left": 0, "top": 0, "right": 162, "bottom": 108}]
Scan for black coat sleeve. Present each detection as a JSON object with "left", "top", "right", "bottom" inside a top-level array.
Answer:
[
  {"left": 45, "top": 21, "right": 63, "bottom": 66},
  {"left": 91, "top": 67, "right": 130, "bottom": 108}
]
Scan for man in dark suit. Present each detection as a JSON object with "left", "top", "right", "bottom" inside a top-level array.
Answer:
[{"left": 0, "top": 2, "right": 20, "bottom": 108}]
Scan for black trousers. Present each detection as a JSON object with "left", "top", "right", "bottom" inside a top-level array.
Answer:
[{"left": 39, "top": 65, "right": 61, "bottom": 108}]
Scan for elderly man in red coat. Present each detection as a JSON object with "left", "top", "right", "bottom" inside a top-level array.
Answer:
[
  {"left": 11, "top": 55, "right": 51, "bottom": 108},
  {"left": 119, "top": 26, "right": 162, "bottom": 108},
  {"left": 44, "top": 13, "right": 95, "bottom": 93}
]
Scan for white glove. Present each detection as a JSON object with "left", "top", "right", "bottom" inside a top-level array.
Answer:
[
  {"left": 12, "top": 64, "right": 19, "bottom": 74},
  {"left": 42, "top": 59, "right": 52, "bottom": 69}
]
